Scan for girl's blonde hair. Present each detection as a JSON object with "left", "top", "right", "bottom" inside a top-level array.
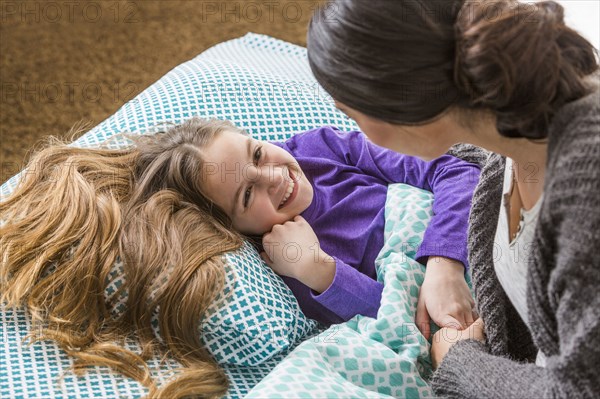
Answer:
[{"left": 0, "top": 117, "right": 247, "bottom": 398}]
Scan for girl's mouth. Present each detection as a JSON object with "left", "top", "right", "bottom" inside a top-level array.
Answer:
[{"left": 278, "top": 169, "right": 299, "bottom": 210}]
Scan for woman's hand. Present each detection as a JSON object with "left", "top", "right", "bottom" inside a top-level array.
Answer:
[
  {"left": 416, "top": 256, "right": 477, "bottom": 340},
  {"left": 431, "top": 318, "right": 485, "bottom": 369},
  {"left": 261, "top": 215, "right": 336, "bottom": 293}
]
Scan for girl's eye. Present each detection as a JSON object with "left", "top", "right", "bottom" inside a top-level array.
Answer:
[
  {"left": 243, "top": 145, "right": 263, "bottom": 209},
  {"left": 254, "top": 146, "right": 262, "bottom": 164},
  {"left": 243, "top": 187, "right": 252, "bottom": 208}
]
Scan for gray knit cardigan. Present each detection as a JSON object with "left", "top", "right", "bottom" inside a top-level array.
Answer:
[{"left": 432, "top": 88, "right": 600, "bottom": 398}]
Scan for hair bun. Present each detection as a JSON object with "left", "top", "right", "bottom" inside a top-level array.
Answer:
[
  {"left": 538, "top": 0, "right": 564, "bottom": 23},
  {"left": 453, "top": 0, "right": 598, "bottom": 138}
]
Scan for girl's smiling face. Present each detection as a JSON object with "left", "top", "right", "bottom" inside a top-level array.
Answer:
[{"left": 200, "top": 130, "right": 314, "bottom": 236}]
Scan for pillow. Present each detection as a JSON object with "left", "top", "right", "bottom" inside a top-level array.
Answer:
[
  {"left": 104, "top": 242, "right": 318, "bottom": 366},
  {"left": 1, "top": 33, "right": 360, "bottom": 374}
]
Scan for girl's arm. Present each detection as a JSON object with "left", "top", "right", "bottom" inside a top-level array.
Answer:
[
  {"left": 308, "top": 255, "right": 383, "bottom": 321},
  {"left": 285, "top": 126, "right": 481, "bottom": 269},
  {"left": 282, "top": 126, "right": 481, "bottom": 332},
  {"left": 261, "top": 216, "right": 383, "bottom": 325}
]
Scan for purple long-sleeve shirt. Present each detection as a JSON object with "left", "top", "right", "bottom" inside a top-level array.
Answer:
[{"left": 269, "top": 126, "right": 480, "bottom": 326}]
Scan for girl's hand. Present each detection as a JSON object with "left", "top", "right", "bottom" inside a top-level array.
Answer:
[
  {"left": 416, "top": 256, "right": 477, "bottom": 340},
  {"left": 431, "top": 318, "right": 485, "bottom": 369},
  {"left": 261, "top": 215, "right": 336, "bottom": 293}
]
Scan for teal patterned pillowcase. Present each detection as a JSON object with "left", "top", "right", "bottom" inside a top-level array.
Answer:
[
  {"left": 104, "top": 242, "right": 319, "bottom": 366},
  {"left": 202, "top": 242, "right": 318, "bottom": 365}
]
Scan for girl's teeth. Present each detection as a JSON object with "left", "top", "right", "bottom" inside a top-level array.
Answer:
[{"left": 279, "top": 181, "right": 295, "bottom": 207}]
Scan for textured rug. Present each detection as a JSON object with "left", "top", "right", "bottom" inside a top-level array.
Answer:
[{"left": 0, "top": 0, "right": 318, "bottom": 185}]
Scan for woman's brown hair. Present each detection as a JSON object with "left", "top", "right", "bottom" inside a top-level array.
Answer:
[
  {"left": 0, "top": 117, "right": 247, "bottom": 398},
  {"left": 307, "top": 0, "right": 599, "bottom": 138}
]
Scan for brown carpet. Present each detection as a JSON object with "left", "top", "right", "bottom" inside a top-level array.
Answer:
[{"left": 0, "top": 0, "right": 319, "bottom": 185}]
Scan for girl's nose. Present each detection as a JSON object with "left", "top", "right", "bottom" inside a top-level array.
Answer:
[{"left": 257, "top": 165, "right": 285, "bottom": 195}]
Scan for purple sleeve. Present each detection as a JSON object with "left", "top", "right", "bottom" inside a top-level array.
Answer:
[
  {"left": 310, "top": 256, "right": 383, "bottom": 320},
  {"left": 291, "top": 126, "right": 481, "bottom": 269}
]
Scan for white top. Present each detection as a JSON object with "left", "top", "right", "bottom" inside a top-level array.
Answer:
[{"left": 494, "top": 158, "right": 547, "bottom": 367}]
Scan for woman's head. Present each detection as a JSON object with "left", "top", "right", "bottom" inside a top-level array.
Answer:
[{"left": 308, "top": 0, "right": 599, "bottom": 157}]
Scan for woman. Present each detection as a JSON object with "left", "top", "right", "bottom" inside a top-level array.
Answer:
[{"left": 307, "top": 0, "right": 599, "bottom": 397}]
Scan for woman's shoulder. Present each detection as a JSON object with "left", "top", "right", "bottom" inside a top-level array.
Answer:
[
  {"left": 543, "top": 86, "right": 600, "bottom": 226},
  {"left": 548, "top": 86, "right": 600, "bottom": 161},
  {"left": 546, "top": 87, "right": 599, "bottom": 185},
  {"left": 446, "top": 143, "right": 491, "bottom": 169}
]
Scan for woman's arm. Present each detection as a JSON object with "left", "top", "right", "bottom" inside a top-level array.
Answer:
[
  {"left": 432, "top": 262, "right": 600, "bottom": 399},
  {"left": 432, "top": 227, "right": 600, "bottom": 397}
]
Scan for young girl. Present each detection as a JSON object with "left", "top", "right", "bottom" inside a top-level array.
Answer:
[
  {"left": 199, "top": 122, "right": 481, "bottom": 327},
  {"left": 0, "top": 117, "right": 479, "bottom": 398}
]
